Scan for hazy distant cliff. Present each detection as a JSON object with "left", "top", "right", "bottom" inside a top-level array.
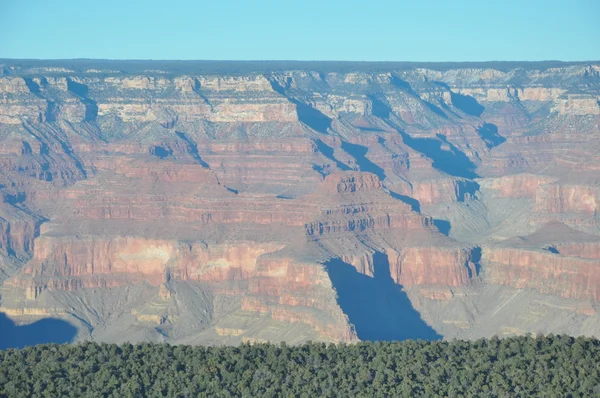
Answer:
[{"left": 0, "top": 60, "right": 599, "bottom": 345}]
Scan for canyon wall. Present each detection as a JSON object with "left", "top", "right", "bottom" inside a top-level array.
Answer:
[{"left": 0, "top": 60, "right": 599, "bottom": 344}]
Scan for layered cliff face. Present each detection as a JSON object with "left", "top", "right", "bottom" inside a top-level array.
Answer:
[{"left": 0, "top": 60, "right": 599, "bottom": 344}]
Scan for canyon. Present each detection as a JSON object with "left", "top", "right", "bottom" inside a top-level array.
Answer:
[{"left": 0, "top": 60, "right": 599, "bottom": 345}]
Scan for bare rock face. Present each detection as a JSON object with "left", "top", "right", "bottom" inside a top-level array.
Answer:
[
  {"left": 479, "top": 222, "right": 600, "bottom": 301},
  {"left": 0, "top": 60, "right": 600, "bottom": 344}
]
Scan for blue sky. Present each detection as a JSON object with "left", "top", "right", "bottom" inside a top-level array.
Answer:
[{"left": 1, "top": 0, "right": 598, "bottom": 61}]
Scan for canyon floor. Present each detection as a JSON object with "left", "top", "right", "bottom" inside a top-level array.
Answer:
[{"left": 0, "top": 60, "right": 599, "bottom": 345}]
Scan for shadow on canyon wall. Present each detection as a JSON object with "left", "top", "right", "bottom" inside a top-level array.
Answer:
[
  {"left": 450, "top": 92, "right": 485, "bottom": 117},
  {"left": 0, "top": 312, "right": 77, "bottom": 350},
  {"left": 324, "top": 253, "right": 442, "bottom": 341},
  {"left": 315, "top": 139, "right": 351, "bottom": 171},
  {"left": 341, "top": 141, "right": 386, "bottom": 180},
  {"left": 269, "top": 79, "right": 332, "bottom": 134},
  {"left": 369, "top": 95, "right": 479, "bottom": 180},
  {"left": 433, "top": 219, "right": 451, "bottom": 235},
  {"left": 66, "top": 79, "right": 98, "bottom": 121},
  {"left": 470, "top": 247, "right": 482, "bottom": 277},
  {"left": 150, "top": 145, "right": 173, "bottom": 159},
  {"left": 477, "top": 123, "right": 506, "bottom": 149},
  {"left": 295, "top": 101, "right": 332, "bottom": 134},
  {"left": 400, "top": 132, "right": 479, "bottom": 179},
  {"left": 175, "top": 131, "right": 210, "bottom": 168},
  {"left": 389, "top": 191, "right": 421, "bottom": 213}
]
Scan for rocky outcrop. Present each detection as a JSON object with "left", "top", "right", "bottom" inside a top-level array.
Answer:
[
  {"left": 534, "top": 183, "right": 599, "bottom": 215},
  {"left": 552, "top": 95, "right": 600, "bottom": 115},
  {"left": 478, "top": 174, "right": 557, "bottom": 198},
  {"left": 483, "top": 247, "right": 600, "bottom": 301},
  {"left": 388, "top": 247, "right": 478, "bottom": 287},
  {"left": 479, "top": 223, "right": 600, "bottom": 301}
]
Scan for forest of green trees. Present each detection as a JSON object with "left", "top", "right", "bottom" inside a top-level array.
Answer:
[{"left": 1, "top": 335, "right": 599, "bottom": 397}]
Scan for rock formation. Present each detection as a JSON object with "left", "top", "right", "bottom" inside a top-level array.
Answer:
[{"left": 0, "top": 60, "right": 599, "bottom": 344}]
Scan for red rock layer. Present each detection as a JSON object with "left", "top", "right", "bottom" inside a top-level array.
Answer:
[{"left": 484, "top": 247, "right": 600, "bottom": 301}]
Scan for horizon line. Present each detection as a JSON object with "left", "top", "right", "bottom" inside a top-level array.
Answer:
[{"left": 2, "top": 58, "right": 599, "bottom": 63}]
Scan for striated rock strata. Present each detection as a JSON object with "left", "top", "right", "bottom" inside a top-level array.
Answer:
[{"left": 0, "top": 60, "right": 599, "bottom": 344}]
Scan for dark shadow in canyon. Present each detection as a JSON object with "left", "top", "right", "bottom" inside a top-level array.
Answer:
[
  {"left": 23, "top": 78, "right": 41, "bottom": 94},
  {"left": 341, "top": 141, "right": 386, "bottom": 181},
  {"left": 370, "top": 96, "right": 392, "bottom": 119},
  {"left": 269, "top": 79, "right": 332, "bottom": 134},
  {"left": 175, "top": 131, "right": 210, "bottom": 168},
  {"left": 150, "top": 145, "right": 172, "bottom": 159},
  {"left": 456, "top": 179, "right": 481, "bottom": 202},
  {"left": 315, "top": 139, "right": 351, "bottom": 171},
  {"left": 295, "top": 101, "right": 332, "bottom": 134},
  {"left": 477, "top": 123, "right": 506, "bottom": 148},
  {"left": 389, "top": 77, "right": 447, "bottom": 118},
  {"left": 390, "top": 75, "right": 416, "bottom": 94},
  {"left": 470, "top": 247, "right": 482, "bottom": 277},
  {"left": 66, "top": 79, "right": 89, "bottom": 97},
  {"left": 450, "top": 92, "right": 485, "bottom": 117},
  {"left": 21, "top": 123, "right": 88, "bottom": 179},
  {"left": 312, "top": 164, "right": 327, "bottom": 177},
  {"left": 433, "top": 219, "right": 451, "bottom": 235},
  {"left": 57, "top": 140, "right": 88, "bottom": 179},
  {"left": 400, "top": 132, "right": 479, "bottom": 179},
  {"left": 389, "top": 191, "right": 421, "bottom": 213},
  {"left": 45, "top": 100, "right": 58, "bottom": 122},
  {"left": 424, "top": 102, "right": 448, "bottom": 119},
  {"left": 324, "top": 253, "right": 442, "bottom": 341},
  {"left": 3, "top": 191, "right": 27, "bottom": 206},
  {"left": 0, "top": 312, "right": 77, "bottom": 350},
  {"left": 66, "top": 79, "right": 98, "bottom": 121}
]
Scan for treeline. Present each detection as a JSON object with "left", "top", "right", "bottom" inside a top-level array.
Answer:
[
  {"left": 1, "top": 335, "right": 599, "bottom": 397},
  {"left": 1, "top": 59, "right": 592, "bottom": 77}
]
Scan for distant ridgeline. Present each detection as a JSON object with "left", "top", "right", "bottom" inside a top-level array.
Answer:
[
  {"left": 1, "top": 335, "right": 599, "bottom": 397},
  {"left": 0, "top": 59, "right": 594, "bottom": 77}
]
